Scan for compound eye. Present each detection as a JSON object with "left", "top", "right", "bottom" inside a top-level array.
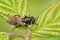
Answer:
[{"left": 30, "top": 17, "right": 35, "bottom": 24}]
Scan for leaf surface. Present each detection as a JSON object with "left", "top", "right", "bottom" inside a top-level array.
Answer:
[{"left": 32, "top": 2, "right": 60, "bottom": 38}]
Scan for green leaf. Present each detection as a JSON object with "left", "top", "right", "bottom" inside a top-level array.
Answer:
[
  {"left": 9, "top": 36, "right": 23, "bottom": 40},
  {"left": 0, "top": 0, "right": 29, "bottom": 20},
  {"left": 32, "top": 2, "right": 60, "bottom": 37},
  {"left": 0, "top": 32, "right": 8, "bottom": 40}
]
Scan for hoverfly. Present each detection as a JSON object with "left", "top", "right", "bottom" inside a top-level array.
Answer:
[{"left": 6, "top": 15, "right": 36, "bottom": 31}]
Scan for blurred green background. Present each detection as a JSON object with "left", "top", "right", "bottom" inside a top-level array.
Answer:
[{"left": 0, "top": 0, "right": 60, "bottom": 40}]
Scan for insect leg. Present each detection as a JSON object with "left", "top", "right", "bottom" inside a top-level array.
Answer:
[
  {"left": 11, "top": 27, "right": 16, "bottom": 31},
  {"left": 14, "top": 15, "right": 20, "bottom": 17},
  {"left": 25, "top": 24, "right": 27, "bottom": 27},
  {"left": 34, "top": 23, "right": 38, "bottom": 25},
  {"left": 11, "top": 25, "right": 21, "bottom": 31}
]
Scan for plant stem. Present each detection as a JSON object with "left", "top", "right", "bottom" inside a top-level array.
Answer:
[
  {"left": 7, "top": 28, "right": 32, "bottom": 40},
  {"left": 7, "top": 32, "right": 25, "bottom": 38},
  {"left": 24, "top": 28, "right": 32, "bottom": 40}
]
